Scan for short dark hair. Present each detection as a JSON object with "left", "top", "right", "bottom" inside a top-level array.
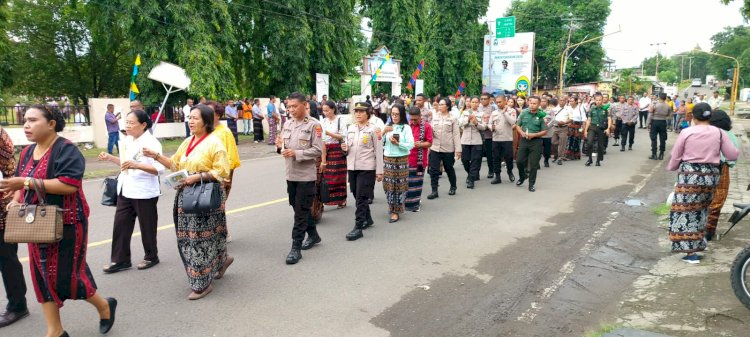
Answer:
[
  {"left": 527, "top": 96, "right": 540, "bottom": 103},
  {"left": 128, "top": 109, "right": 153, "bottom": 130},
  {"left": 29, "top": 104, "right": 65, "bottom": 132},
  {"left": 659, "top": 93, "right": 667, "bottom": 100},
  {"left": 408, "top": 106, "right": 421, "bottom": 116},
  {"left": 192, "top": 104, "right": 216, "bottom": 133},
  {"left": 440, "top": 98, "right": 452, "bottom": 110},
  {"left": 416, "top": 93, "right": 427, "bottom": 100},
  {"left": 323, "top": 100, "right": 336, "bottom": 112},
  {"left": 389, "top": 104, "right": 408, "bottom": 125},
  {"left": 287, "top": 92, "right": 306, "bottom": 104}
]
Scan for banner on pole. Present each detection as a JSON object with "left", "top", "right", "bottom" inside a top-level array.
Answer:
[{"left": 482, "top": 32, "right": 535, "bottom": 96}]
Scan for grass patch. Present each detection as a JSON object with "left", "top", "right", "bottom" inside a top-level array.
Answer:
[
  {"left": 83, "top": 168, "right": 120, "bottom": 180},
  {"left": 79, "top": 137, "right": 185, "bottom": 159},
  {"left": 584, "top": 323, "right": 621, "bottom": 337},
  {"left": 651, "top": 203, "right": 671, "bottom": 216}
]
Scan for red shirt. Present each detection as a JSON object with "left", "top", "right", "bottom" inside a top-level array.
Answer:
[{"left": 408, "top": 121, "right": 434, "bottom": 167}]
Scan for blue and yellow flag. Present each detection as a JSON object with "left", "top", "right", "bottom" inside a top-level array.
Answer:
[{"left": 130, "top": 54, "right": 141, "bottom": 101}]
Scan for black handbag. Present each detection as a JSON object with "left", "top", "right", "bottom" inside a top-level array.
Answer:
[
  {"left": 101, "top": 176, "right": 118, "bottom": 206},
  {"left": 181, "top": 174, "right": 221, "bottom": 213},
  {"left": 319, "top": 174, "right": 331, "bottom": 203}
]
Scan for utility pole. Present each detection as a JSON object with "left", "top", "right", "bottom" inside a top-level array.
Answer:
[
  {"left": 650, "top": 42, "right": 666, "bottom": 78},
  {"left": 560, "top": 15, "right": 583, "bottom": 87},
  {"left": 680, "top": 55, "right": 685, "bottom": 81},
  {"left": 688, "top": 57, "right": 694, "bottom": 79}
]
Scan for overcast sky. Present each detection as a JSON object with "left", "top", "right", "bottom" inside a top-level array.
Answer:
[{"left": 486, "top": 0, "right": 747, "bottom": 69}]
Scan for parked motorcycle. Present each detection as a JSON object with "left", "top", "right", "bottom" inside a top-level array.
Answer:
[{"left": 728, "top": 195, "right": 750, "bottom": 309}]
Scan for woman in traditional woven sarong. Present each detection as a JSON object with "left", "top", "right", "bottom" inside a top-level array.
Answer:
[
  {"left": 706, "top": 110, "right": 740, "bottom": 240},
  {"left": 667, "top": 103, "right": 739, "bottom": 264},
  {"left": 405, "top": 106, "right": 433, "bottom": 212},
  {"left": 145, "top": 104, "right": 233, "bottom": 299},
  {"left": 320, "top": 101, "right": 348, "bottom": 208},
  {"left": 565, "top": 96, "right": 586, "bottom": 160},
  {"left": 0, "top": 105, "right": 117, "bottom": 337},
  {"left": 382, "top": 104, "right": 415, "bottom": 223}
]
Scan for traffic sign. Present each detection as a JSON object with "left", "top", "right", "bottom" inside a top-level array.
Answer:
[{"left": 496, "top": 16, "right": 516, "bottom": 38}]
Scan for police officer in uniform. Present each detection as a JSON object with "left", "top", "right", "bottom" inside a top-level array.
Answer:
[
  {"left": 342, "top": 102, "right": 384, "bottom": 241},
  {"left": 276, "top": 92, "right": 323, "bottom": 264},
  {"left": 585, "top": 94, "right": 612, "bottom": 167},
  {"left": 513, "top": 96, "right": 547, "bottom": 192}
]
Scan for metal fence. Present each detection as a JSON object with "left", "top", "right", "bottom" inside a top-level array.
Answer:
[{"left": 0, "top": 104, "right": 186, "bottom": 126}]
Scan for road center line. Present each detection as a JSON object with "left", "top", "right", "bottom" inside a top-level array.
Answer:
[{"left": 18, "top": 197, "right": 288, "bottom": 263}]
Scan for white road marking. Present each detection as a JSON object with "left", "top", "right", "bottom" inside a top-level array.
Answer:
[{"left": 517, "top": 160, "right": 663, "bottom": 322}]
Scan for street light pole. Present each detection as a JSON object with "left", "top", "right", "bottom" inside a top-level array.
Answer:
[
  {"left": 650, "top": 42, "right": 666, "bottom": 77},
  {"left": 688, "top": 57, "right": 694, "bottom": 79},
  {"left": 690, "top": 50, "right": 740, "bottom": 115},
  {"left": 558, "top": 27, "right": 621, "bottom": 96}
]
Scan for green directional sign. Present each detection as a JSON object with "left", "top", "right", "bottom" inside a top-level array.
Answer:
[{"left": 495, "top": 16, "right": 516, "bottom": 39}]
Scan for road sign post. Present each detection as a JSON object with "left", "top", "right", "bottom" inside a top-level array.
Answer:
[{"left": 495, "top": 16, "right": 516, "bottom": 39}]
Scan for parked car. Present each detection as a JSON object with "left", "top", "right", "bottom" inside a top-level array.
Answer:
[{"left": 691, "top": 78, "right": 702, "bottom": 87}]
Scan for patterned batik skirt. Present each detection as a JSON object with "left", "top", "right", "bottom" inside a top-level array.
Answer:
[
  {"left": 706, "top": 163, "right": 730, "bottom": 236},
  {"left": 405, "top": 166, "right": 425, "bottom": 211},
  {"left": 268, "top": 118, "right": 278, "bottom": 145},
  {"left": 323, "top": 143, "right": 348, "bottom": 206},
  {"left": 174, "top": 186, "right": 228, "bottom": 292},
  {"left": 565, "top": 122, "right": 583, "bottom": 160},
  {"left": 311, "top": 157, "right": 324, "bottom": 223},
  {"left": 383, "top": 156, "right": 409, "bottom": 214},
  {"left": 668, "top": 162, "right": 721, "bottom": 253}
]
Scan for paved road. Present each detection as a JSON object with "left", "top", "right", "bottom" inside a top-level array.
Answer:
[{"left": 2, "top": 127, "right": 669, "bottom": 336}]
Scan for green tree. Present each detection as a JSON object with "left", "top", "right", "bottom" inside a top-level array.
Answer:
[
  {"left": 0, "top": 0, "right": 12, "bottom": 93},
  {"left": 721, "top": 0, "right": 750, "bottom": 21},
  {"left": 7, "top": 0, "right": 131, "bottom": 103},
  {"left": 708, "top": 26, "right": 750, "bottom": 83},
  {"left": 113, "top": 0, "right": 238, "bottom": 103},
  {"left": 507, "top": 0, "right": 611, "bottom": 89},
  {"left": 614, "top": 68, "right": 651, "bottom": 96},
  {"left": 304, "top": 0, "right": 363, "bottom": 99}
]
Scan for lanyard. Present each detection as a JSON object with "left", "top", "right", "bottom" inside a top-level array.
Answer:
[{"left": 186, "top": 134, "right": 208, "bottom": 157}]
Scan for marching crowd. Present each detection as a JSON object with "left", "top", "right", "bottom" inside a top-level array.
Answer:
[{"left": 0, "top": 86, "right": 738, "bottom": 336}]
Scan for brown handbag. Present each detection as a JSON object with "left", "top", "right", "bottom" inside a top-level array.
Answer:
[{"left": 4, "top": 179, "right": 64, "bottom": 244}]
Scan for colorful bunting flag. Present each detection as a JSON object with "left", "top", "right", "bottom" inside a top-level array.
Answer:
[
  {"left": 406, "top": 59, "right": 425, "bottom": 91},
  {"left": 129, "top": 54, "right": 141, "bottom": 101},
  {"left": 454, "top": 81, "right": 466, "bottom": 98},
  {"left": 369, "top": 53, "right": 391, "bottom": 85}
]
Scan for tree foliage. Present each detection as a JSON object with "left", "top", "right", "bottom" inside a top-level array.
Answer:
[
  {"left": 709, "top": 26, "right": 750, "bottom": 82},
  {"left": 7, "top": 0, "right": 131, "bottom": 104},
  {"left": 0, "top": 0, "right": 12, "bottom": 92},
  {"left": 364, "top": 0, "right": 488, "bottom": 96},
  {"left": 506, "top": 0, "right": 611, "bottom": 89},
  {"left": 721, "top": 0, "right": 750, "bottom": 21}
]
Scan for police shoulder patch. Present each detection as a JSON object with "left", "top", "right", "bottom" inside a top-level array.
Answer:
[{"left": 315, "top": 125, "right": 322, "bottom": 138}]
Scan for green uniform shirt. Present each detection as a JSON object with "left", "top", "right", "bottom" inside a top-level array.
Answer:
[
  {"left": 589, "top": 105, "right": 609, "bottom": 127},
  {"left": 517, "top": 109, "right": 548, "bottom": 134}
]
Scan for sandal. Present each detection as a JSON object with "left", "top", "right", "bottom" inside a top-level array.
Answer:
[
  {"left": 188, "top": 284, "right": 214, "bottom": 300},
  {"left": 215, "top": 256, "right": 234, "bottom": 280}
]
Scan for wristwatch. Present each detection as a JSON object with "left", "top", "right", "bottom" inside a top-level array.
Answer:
[{"left": 23, "top": 177, "right": 32, "bottom": 190}]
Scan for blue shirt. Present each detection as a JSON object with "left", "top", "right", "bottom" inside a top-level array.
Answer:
[
  {"left": 267, "top": 103, "right": 276, "bottom": 118},
  {"left": 225, "top": 106, "right": 238, "bottom": 119}
]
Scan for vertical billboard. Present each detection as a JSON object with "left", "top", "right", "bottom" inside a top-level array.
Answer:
[{"left": 482, "top": 32, "right": 535, "bottom": 96}]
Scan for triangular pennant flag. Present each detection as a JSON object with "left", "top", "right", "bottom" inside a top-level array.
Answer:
[
  {"left": 135, "top": 54, "right": 141, "bottom": 66},
  {"left": 130, "top": 82, "right": 139, "bottom": 94}
]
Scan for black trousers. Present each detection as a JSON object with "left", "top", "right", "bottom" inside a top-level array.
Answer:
[
  {"left": 517, "top": 138, "right": 542, "bottom": 185},
  {"left": 542, "top": 138, "right": 551, "bottom": 161},
  {"left": 348, "top": 170, "right": 375, "bottom": 225},
  {"left": 587, "top": 125, "right": 606, "bottom": 162},
  {"left": 482, "top": 139, "right": 494, "bottom": 174},
  {"left": 287, "top": 181, "right": 317, "bottom": 246},
  {"left": 112, "top": 195, "right": 160, "bottom": 263},
  {"left": 620, "top": 122, "right": 636, "bottom": 147},
  {"left": 428, "top": 150, "right": 457, "bottom": 189},
  {"left": 227, "top": 119, "right": 239, "bottom": 145},
  {"left": 0, "top": 229, "right": 27, "bottom": 312},
  {"left": 253, "top": 119, "right": 264, "bottom": 141},
  {"left": 650, "top": 120, "right": 668, "bottom": 153},
  {"left": 614, "top": 119, "right": 622, "bottom": 140},
  {"left": 461, "top": 144, "right": 483, "bottom": 182},
  {"left": 491, "top": 141, "right": 514, "bottom": 175},
  {"left": 639, "top": 110, "right": 648, "bottom": 127}
]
